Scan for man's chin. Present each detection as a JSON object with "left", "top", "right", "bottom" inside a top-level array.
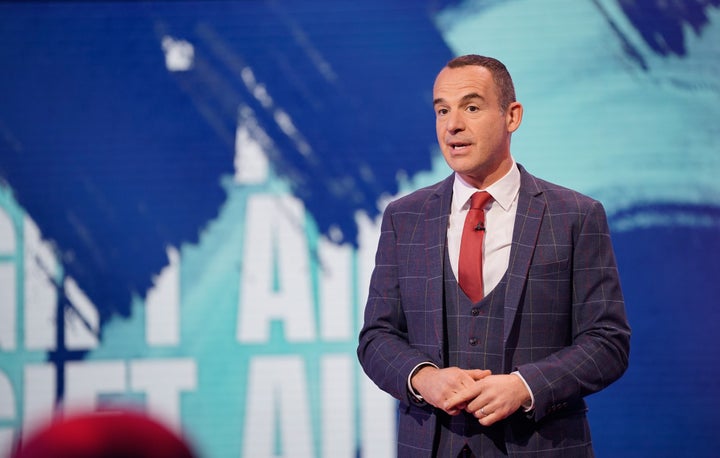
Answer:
[{"left": 443, "top": 155, "right": 475, "bottom": 173}]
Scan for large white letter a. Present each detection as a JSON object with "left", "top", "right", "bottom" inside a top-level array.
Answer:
[{"left": 237, "top": 194, "right": 315, "bottom": 343}]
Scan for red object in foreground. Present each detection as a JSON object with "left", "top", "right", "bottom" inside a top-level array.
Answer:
[{"left": 12, "top": 410, "right": 197, "bottom": 458}]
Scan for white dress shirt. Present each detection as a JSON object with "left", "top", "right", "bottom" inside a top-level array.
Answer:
[{"left": 448, "top": 162, "right": 520, "bottom": 295}]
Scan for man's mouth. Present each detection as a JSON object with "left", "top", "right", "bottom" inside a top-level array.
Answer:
[{"left": 449, "top": 141, "right": 471, "bottom": 150}]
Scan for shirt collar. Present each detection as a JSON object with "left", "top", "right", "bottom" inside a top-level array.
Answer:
[{"left": 452, "top": 160, "right": 521, "bottom": 212}]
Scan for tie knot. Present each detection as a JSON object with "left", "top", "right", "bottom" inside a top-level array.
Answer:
[{"left": 469, "top": 191, "right": 492, "bottom": 210}]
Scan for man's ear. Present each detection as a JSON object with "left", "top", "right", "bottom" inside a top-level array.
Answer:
[{"left": 506, "top": 101, "right": 523, "bottom": 133}]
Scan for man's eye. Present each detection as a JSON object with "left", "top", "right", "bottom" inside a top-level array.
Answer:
[
  {"left": 466, "top": 105, "right": 479, "bottom": 112},
  {"left": 437, "top": 108, "right": 448, "bottom": 115}
]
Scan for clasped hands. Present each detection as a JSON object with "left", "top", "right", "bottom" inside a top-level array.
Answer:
[{"left": 410, "top": 366, "right": 530, "bottom": 426}]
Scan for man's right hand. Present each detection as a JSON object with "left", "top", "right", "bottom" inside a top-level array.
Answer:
[{"left": 411, "top": 366, "right": 491, "bottom": 415}]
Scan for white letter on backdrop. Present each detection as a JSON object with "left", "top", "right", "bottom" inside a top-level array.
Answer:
[
  {"left": 237, "top": 194, "right": 315, "bottom": 343},
  {"left": 242, "top": 356, "right": 314, "bottom": 457}
]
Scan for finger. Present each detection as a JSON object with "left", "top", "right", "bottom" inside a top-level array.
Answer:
[
  {"left": 479, "top": 404, "right": 512, "bottom": 427},
  {"left": 443, "top": 385, "right": 482, "bottom": 411},
  {"left": 466, "top": 369, "right": 491, "bottom": 380},
  {"left": 476, "top": 406, "right": 498, "bottom": 426},
  {"left": 474, "top": 405, "right": 491, "bottom": 419},
  {"left": 465, "top": 392, "right": 490, "bottom": 413},
  {"left": 479, "top": 412, "right": 499, "bottom": 427},
  {"left": 443, "top": 395, "right": 469, "bottom": 413}
]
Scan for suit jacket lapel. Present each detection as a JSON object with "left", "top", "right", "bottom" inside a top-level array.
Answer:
[
  {"left": 420, "top": 169, "right": 545, "bottom": 352},
  {"left": 504, "top": 166, "right": 545, "bottom": 344},
  {"left": 424, "top": 174, "right": 454, "bottom": 363}
]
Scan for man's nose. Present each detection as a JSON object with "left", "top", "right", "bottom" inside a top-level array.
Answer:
[{"left": 445, "top": 111, "right": 465, "bottom": 133}]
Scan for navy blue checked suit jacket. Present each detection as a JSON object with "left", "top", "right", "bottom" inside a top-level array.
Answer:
[{"left": 357, "top": 164, "right": 631, "bottom": 457}]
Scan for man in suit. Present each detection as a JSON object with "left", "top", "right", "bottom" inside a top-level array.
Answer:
[{"left": 357, "top": 54, "right": 631, "bottom": 457}]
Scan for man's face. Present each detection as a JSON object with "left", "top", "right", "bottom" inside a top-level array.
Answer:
[{"left": 433, "top": 65, "right": 522, "bottom": 188}]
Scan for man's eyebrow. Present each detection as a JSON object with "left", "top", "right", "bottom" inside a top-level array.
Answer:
[
  {"left": 460, "top": 92, "right": 485, "bottom": 103},
  {"left": 433, "top": 93, "right": 486, "bottom": 106}
]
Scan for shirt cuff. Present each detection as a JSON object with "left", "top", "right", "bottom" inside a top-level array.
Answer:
[
  {"left": 512, "top": 371, "right": 535, "bottom": 411},
  {"left": 407, "top": 362, "right": 439, "bottom": 401}
]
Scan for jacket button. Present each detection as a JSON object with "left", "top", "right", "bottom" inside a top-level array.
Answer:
[
  {"left": 469, "top": 338, "right": 478, "bottom": 346},
  {"left": 471, "top": 308, "right": 480, "bottom": 316}
]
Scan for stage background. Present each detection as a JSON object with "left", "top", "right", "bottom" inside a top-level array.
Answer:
[{"left": 1, "top": 1, "right": 719, "bottom": 456}]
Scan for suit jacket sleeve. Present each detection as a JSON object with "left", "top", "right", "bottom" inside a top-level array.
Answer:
[
  {"left": 356, "top": 197, "right": 436, "bottom": 404},
  {"left": 516, "top": 197, "right": 630, "bottom": 421}
]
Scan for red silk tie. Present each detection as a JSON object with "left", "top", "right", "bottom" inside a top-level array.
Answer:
[{"left": 458, "top": 191, "right": 493, "bottom": 302}]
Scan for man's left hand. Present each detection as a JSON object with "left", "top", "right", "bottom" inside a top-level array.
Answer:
[{"left": 444, "top": 374, "right": 531, "bottom": 426}]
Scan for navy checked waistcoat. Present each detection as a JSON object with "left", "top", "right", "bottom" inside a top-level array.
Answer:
[{"left": 436, "top": 248, "right": 509, "bottom": 457}]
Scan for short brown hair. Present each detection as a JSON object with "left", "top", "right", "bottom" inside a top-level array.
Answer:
[{"left": 446, "top": 55, "right": 516, "bottom": 111}]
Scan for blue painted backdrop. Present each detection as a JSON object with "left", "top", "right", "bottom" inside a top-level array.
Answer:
[{"left": 0, "top": 1, "right": 718, "bottom": 457}]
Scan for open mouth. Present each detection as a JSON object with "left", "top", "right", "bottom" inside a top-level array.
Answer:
[{"left": 449, "top": 142, "right": 471, "bottom": 150}]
